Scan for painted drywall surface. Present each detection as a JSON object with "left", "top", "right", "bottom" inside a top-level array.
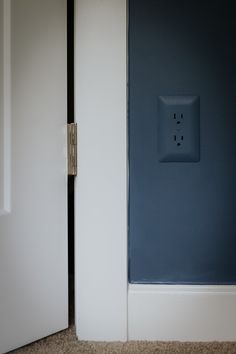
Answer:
[{"left": 129, "top": 0, "right": 236, "bottom": 284}]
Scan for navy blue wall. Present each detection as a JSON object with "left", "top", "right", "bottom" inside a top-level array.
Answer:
[{"left": 129, "top": 0, "right": 236, "bottom": 284}]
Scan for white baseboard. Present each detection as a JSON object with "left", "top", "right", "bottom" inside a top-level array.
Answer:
[{"left": 128, "top": 284, "right": 236, "bottom": 341}]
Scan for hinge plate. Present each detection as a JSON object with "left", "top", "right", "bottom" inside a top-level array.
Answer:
[{"left": 68, "top": 123, "right": 77, "bottom": 176}]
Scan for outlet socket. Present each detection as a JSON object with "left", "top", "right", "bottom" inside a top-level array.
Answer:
[{"left": 157, "top": 96, "right": 200, "bottom": 162}]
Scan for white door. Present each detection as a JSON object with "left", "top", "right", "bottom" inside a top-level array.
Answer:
[{"left": 0, "top": 1, "right": 68, "bottom": 353}]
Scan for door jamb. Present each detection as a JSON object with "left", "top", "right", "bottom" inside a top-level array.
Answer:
[{"left": 74, "top": 0, "right": 128, "bottom": 341}]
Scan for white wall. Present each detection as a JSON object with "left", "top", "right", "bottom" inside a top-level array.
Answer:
[{"left": 75, "top": 0, "right": 127, "bottom": 341}]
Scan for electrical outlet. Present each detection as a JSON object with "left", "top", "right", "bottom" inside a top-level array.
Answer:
[{"left": 157, "top": 96, "right": 200, "bottom": 162}]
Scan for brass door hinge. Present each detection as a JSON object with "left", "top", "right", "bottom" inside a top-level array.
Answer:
[{"left": 68, "top": 123, "right": 77, "bottom": 176}]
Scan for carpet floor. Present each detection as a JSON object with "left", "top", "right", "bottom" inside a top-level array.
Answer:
[{"left": 11, "top": 326, "right": 236, "bottom": 354}]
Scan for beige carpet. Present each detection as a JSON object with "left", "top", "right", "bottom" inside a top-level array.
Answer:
[{"left": 11, "top": 326, "right": 236, "bottom": 354}]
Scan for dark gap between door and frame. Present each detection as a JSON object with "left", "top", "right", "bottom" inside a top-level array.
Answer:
[{"left": 67, "top": 0, "right": 75, "bottom": 326}]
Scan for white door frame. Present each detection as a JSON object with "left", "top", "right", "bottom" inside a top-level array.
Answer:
[
  {"left": 74, "top": 0, "right": 236, "bottom": 342},
  {"left": 74, "top": 0, "right": 128, "bottom": 342}
]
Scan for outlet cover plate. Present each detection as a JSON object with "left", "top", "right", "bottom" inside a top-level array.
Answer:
[{"left": 157, "top": 96, "right": 200, "bottom": 162}]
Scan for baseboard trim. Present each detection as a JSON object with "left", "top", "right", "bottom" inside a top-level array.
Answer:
[{"left": 128, "top": 284, "right": 236, "bottom": 341}]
